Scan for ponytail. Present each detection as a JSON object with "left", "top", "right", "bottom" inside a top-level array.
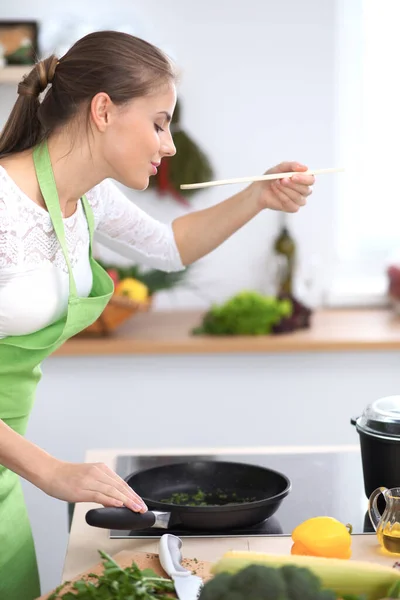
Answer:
[{"left": 0, "top": 55, "right": 58, "bottom": 158}]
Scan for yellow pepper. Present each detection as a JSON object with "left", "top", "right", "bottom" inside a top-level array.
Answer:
[
  {"left": 114, "top": 278, "right": 149, "bottom": 303},
  {"left": 291, "top": 516, "right": 352, "bottom": 559}
]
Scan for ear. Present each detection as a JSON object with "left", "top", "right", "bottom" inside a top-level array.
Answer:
[{"left": 90, "top": 92, "right": 114, "bottom": 133}]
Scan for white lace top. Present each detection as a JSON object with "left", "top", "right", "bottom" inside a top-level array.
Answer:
[{"left": 0, "top": 167, "right": 184, "bottom": 339}]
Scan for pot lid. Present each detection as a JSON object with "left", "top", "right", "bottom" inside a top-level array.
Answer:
[{"left": 356, "top": 395, "right": 400, "bottom": 438}]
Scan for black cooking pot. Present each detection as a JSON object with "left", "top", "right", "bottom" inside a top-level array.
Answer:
[{"left": 351, "top": 395, "right": 400, "bottom": 498}]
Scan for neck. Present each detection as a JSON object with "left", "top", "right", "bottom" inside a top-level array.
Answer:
[{"left": 46, "top": 131, "right": 106, "bottom": 217}]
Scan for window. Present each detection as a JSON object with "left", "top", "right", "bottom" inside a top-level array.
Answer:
[{"left": 328, "top": 0, "right": 400, "bottom": 306}]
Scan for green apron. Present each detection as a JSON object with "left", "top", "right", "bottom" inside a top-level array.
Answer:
[{"left": 0, "top": 141, "right": 113, "bottom": 599}]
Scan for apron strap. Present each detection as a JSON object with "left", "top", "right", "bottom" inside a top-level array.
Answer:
[
  {"left": 81, "top": 194, "right": 95, "bottom": 256},
  {"left": 33, "top": 141, "right": 78, "bottom": 297}
]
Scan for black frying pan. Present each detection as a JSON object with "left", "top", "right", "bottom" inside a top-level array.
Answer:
[{"left": 85, "top": 460, "right": 291, "bottom": 531}]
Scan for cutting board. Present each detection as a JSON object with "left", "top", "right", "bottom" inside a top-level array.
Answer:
[{"left": 37, "top": 550, "right": 212, "bottom": 599}]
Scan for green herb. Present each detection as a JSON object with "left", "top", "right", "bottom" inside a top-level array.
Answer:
[
  {"left": 48, "top": 550, "right": 175, "bottom": 599},
  {"left": 160, "top": 488, "right": 257, "bottom": 506},
  {"left": 192, "top": 291, "right": 292, "bottom": 336}
]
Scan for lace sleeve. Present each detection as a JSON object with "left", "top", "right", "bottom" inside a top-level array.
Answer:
[{"left": 86, "top": 180, "right": 185, "bottom": 273}]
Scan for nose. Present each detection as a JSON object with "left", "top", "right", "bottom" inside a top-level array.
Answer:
[{"left": 161, "top": 131, "right": 176, "bottom": 158}]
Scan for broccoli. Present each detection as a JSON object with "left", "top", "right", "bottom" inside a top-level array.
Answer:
[
  {"left": 199, "top": 564, "right": 351, "bottom": 600},
  {"left": 280, "top": 565, "right": 336, "bottom": 600},
  {"left": 233, "top": 564, "right": 286, "bottom": 600},
  {"left": 199, "top": 573, "right": 242, "bottom": 600}
]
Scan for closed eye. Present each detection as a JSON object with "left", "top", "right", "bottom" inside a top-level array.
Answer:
[{"left": 155, "top": 124, "right": 164, "bottom": 133}]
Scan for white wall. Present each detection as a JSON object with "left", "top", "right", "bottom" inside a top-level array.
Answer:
[
  {"left": 1, "top": 0, "right": 343, "bottom": 595},
  {"left": 0, "top": 0, "right": 336, "bottom": 309}
]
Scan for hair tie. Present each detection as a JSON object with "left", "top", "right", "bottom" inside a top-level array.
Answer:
[{"left": 48, "top": 57, "right": 59, "bottom": 84}]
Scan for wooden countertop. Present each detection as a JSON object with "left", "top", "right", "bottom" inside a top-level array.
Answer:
[
  {"left": 54, "top": 308, "right": 400, "bottom": 356},
  {"left": 62, "top": 445, "right": 396, "bottom": 584}
]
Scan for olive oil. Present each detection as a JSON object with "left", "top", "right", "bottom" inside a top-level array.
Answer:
[
  {"left": 368, "top": 487, "right": 400, "bottom": 555},
  {"left": 377, "top": 525, "right": 400, "bottom": 554},
  {"left": 273, "top": 216, "right": 296, "bottom": 296},
  {"left": 380, "top": 532, "right": 400, "bottom": 554}
]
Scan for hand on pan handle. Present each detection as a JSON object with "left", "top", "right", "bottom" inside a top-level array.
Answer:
[{"left": 36, "top": 459, "right": 147, "bottom": 512}]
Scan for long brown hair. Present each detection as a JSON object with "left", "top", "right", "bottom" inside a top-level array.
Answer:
[{"left": 0, "top": 31, "right": 176, "bottom": 158}]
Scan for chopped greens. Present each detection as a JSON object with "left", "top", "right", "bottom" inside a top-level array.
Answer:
[
  {"left": 160, "top": 488, "right": 257, "bottom": 506},
  {"left": 48, "top": 550, "right": 175, "bottom": 599}
]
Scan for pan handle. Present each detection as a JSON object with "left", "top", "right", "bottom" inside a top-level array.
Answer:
[{"left": 85, "top": 507, "right": 159, "bottom": 530}]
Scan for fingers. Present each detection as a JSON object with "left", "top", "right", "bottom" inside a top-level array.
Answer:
[
  {"left": 270, "top": 182, "right": 301, "bottom": 212},
  {"left": 273, "top": 161, "right": 309, "bottom": 174},
  {"left": 87, "top": 480, "right": 144, "bottom": 511},
  {"left": 280, "top": 177, "right": 314, "bottom": 199},
  {"left": 271, "top": 180, "right": 311, "bottom": 211},
  {"left": 84, "top": 463, "right": 148, "bottom": 513},
  {"left": 97, "top": 464, "right": 147, "bottom": 512},
  {"left": 290, "top": 173, "right": 315, "bottom": 187},
  {"left": 101, "top": 464, "right": 146, "bottom": 506},
  {"left": 42, "top": 461, "right": 149, "bottom": 513},
  {"left": 78, "top": 489, "right": 127, "bottom": 508}
]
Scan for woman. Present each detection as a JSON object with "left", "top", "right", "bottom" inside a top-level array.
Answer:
[{"left": 0, "top": 30, "right": 314, "bottom": 599}]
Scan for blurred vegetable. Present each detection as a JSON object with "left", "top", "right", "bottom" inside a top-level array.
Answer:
[
  {"left": 272, "top": 294, "right": 312, "bottom": 333},
  {"left": 212, "top": 550, "right": 400, "bottom": 600},
  {"left": 192, "top": 291, "right": 292, "bottom": 336},
  {"left": 200, "top": 563, "right": 338, "bottom": 600},
  {"left": 98, "top": 260, "right": 190, "bottom": 296},
  {"left": 291, "top": 517, "right": 352, "bottom": 559},
  {"left": 114, "top": 278, "right": 149, "bottom": 303}
]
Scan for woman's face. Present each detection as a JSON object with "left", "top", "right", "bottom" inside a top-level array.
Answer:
[{"left": 92, "top": 82, "right": 177, "bottom": 190}]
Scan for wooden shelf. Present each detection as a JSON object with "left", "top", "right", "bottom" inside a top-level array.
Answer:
[
  {"left": 0, "top": 65, "right": 30, "bottom": 83},
  {"left": 55, "top": 307, "right": 400, "bottom": 357}
]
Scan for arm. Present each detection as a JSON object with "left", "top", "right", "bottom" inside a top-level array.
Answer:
[
  {"left": 172, "top": 162, "right": 315, "bottom": 265},
  {"left": 172, "top": 185, "right": 260, "bottom": 266},
  {"left": 0, "top": 418, "right": 54, "bottom": 486},
  {"left": 88, "top": 162, "right": 314, "bottom": 270},
  {"left": 87, "top": 180, "right": 185, "bottom": 272},
  {"left": 0, "top": 418, "right": 146, "bottom": 511}
]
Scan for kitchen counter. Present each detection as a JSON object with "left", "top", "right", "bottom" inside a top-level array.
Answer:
[
  {"left": 63, "top": 445, "right": 398, "bottom": 583},
  {"left": 33, "top": 323, "right": 400, "bottom": 593},
  {"left": 55, "top": 308, "right": 400, "bottom": 356}
]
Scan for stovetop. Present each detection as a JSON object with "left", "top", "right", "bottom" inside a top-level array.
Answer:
[{"left": 110, "top": 449, "right": 373, "bottom": 539}]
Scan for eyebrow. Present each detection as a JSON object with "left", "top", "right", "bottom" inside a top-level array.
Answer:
[{"left": 157, "top": 111, "right": 172, "bottom": 123}]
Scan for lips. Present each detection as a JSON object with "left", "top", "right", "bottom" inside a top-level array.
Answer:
[{"left": 151, "top": 161, "right": 160, "bottom": 176}]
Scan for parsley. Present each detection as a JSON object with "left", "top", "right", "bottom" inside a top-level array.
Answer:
[
  {"left": 48, "top": 550, "right": 175, "bottom": 599},
  {"left": 160, "top": 488, "right": 256, "bottom": 506}
]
